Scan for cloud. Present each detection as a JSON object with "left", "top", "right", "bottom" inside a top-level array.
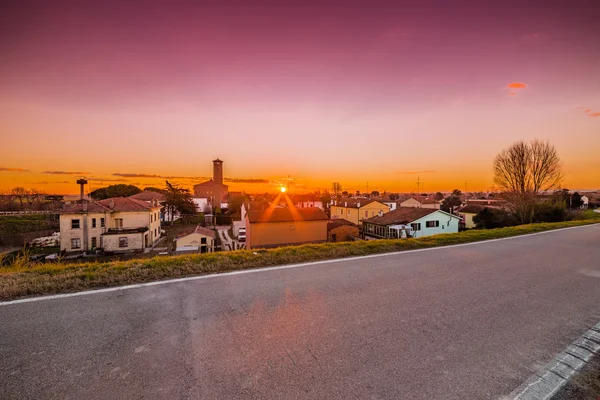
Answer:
[
  {"left": 575, "top": 106, "right": 586, "bottom": 110},
  {"left": 507, "top": 82, "right": 527, "bottom": 89},
  {"left": 112, "top": 173, "right": 207, "bottom": 180},
  {"left": 33, "top": 181, "right": 70, "bottom": 184},
  {"left": 44, "top": 170, "right": 90, "bottom": 175},
  {"left": 396, "top": 170, "right": 436, "bottom": 175},
  {"left": 576, "top": 107, "right": 600, "bottom": 118},
  {"left": 508, "top": 92, "right": 516, "bottom": 96},
  {"left": 224, "top": 177, "right": 270, "bottom": 184},
  {"left": 585, "top": 109, "right": 592, "bottom": 113},
  {"left": 0, "top": 167, "right": 29, "bottom": 172},
  {"left": 589, "top": 112, "right": 600, "bottom": 117},
  {"left": 88, "top": 176, "right": 130, "bottom": 182}
]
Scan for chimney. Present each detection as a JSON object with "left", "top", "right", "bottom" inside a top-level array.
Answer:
[
  {"left": 378, "top": 211, "right": 383, "bottom": 217},
  {"left": 357, "top": 202, "right": 360, "bottom": 208},
  {"left": 82, "top": 202, "right": 88, "bottom": 212},
  {"left": 76, "top": 178, "right": 88, "bottom": 200},
  {"left": 344, "top": 201, "right": 347, "bottom": 207},
  {"left": 109, "top": 199, "right": 115, "bottom": 209}
]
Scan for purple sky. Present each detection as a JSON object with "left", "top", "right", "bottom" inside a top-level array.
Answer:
[{"left": 1, "top": 0, "right": 599, "bottom": 193}]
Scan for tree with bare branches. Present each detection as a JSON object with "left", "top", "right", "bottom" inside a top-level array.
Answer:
[
  {"left": 493, "top": 139, "right": 563, "bottom": 223},
  {"left": 10, "top": 187, "right": 28, "bottom": 210}
]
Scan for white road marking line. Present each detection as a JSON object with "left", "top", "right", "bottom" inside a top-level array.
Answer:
[
  {"left": 506, "top": 323, "right": 600, "bottom": 400},
  {"left": 1, "top": 223, "right": 598, "bottom": 306}
]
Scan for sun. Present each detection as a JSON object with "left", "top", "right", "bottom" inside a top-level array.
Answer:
[{"left": 280, "top": 186, "right": 287, "bottom": 193}]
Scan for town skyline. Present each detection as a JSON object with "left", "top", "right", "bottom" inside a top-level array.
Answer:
[{"left": 2, "top": 1, "right": 599, "bottom": 194}]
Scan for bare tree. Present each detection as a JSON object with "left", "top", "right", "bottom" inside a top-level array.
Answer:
[
  {"left": 493, "top": 139, "right": 562, "bottom": 223},
  {"left": 332, "top": 182, "right": 342, "bottom": 196},
  {"left": 25, "top": 189, "right": 41, "bottom": 210},
  {"left": 11, "top": 187, "right": 28, "bottom": 210}
]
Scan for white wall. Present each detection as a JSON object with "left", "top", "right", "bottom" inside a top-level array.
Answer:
[
  {"left": 384, "top": 202, "right": 397, "bottom": 211},
  {"left": 410, "top": 210, "right": 460, "bottom": 238}
]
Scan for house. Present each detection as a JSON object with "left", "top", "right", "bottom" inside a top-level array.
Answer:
[
  {"left": 455, "top": 204, "right": 485, "bottom": 229},
  {"left": 60, "top": 197, "right": 162, "bottom": 253},
  {"left": 193, "top": 158, "right": 229, "bottom": 207},
  {"left": 400, "top": 196, "right": 441, "bottom": 209},
  {"left": 363, "top": 207, "right": 461, "bottom": 239},
  {"left": 330, "top": 199, "right": 390, "bottom": 225},
  {"left": 327, "top": 219, "right": 359, "bottom": 242},
  {"left": 245, "top": 207, "right": 328, "bottom": 249},
  {"left": 128, "top": 190, "right": 167, "bottom": 220},
  {"left": 174, "top": 225, "right": 216, "bottom": 253},
  {"left": 240, "top": 200, "right": 270, "bottom": 221}
]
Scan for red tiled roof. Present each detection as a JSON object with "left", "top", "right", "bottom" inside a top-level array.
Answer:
[
  {"left": 334, "top": 199, "right": 381, "bottom": 209},
  {"left": 62, "top": 197, "right": 159, "bottom": 213},
  {"left": 247, "top": 207, "right": 328, "bottom": 223},
  {"left": 128, "top": 191, "right": 165, "bottom": 202},
  {"left": 363, "top": 207, "right": 441, "bottom": 225},
  {"left": 176, "top": 225, "right": 216, "bottom": 239},
  {"left": 327, "top": 219, "right": 358, "bottom": 231}
]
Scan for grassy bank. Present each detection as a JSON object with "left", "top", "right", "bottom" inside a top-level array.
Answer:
[
  {"left": 0, "top": 214, "right": 59, "bottom": 236},
  {"left": 1, "top": 217, "right": 599, "bottom": 301}
]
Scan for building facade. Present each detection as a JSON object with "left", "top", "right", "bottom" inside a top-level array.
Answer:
[
  {"left": 363, "top": 207, "right": 460, "bottom": 239},
  {"left": 327, "top": 219, "right": 359, "bottom": 242},
  {"left": 193, "top": 158, "right": 229, "bottom": 206},
  {"left": 174, "top": 225, "right": 216, "bottom": 253},
  {"left": 330, "top": 199, "right": 390, "bottom": 225},
  {"left": 60, "top": 197, "right": 162, "bottom": 253},
  {"left": 400, "top": 196, "right": 441, "bottom": 209},
  {"left": 245, "top": 207, "right": 328, "bottom": 249}
]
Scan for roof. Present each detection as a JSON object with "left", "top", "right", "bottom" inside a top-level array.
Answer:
[
  {"left": 193, "top": 179, "right": 214, "bottom": 187},
  {"left": 61, "top": 197, "right": 158, "bottom": 214},
  {"left": 327, "top": 219, "right": 358, "bottom": 231},
  {"left": 403, "top": 196, "right": 439, "bottom": 205},
  {"left": 334, "top": 199, "right": 379, "bottom": 209},
  {"left": 128, "top": 191, "right": 165, "bottom": 202},
  {"left": 455, "top": 204, "right": 486, "bottom": 214},
  {"left": 176, "top": 225, "right": 216, "bottom": 239},
  {"left": 363, "top": 207, "right": 448, "bottom": 225},
  {"left": 247, "top": 207, "right": 328, "bottom": 223}
]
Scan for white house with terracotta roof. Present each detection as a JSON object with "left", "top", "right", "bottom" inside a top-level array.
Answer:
[
  {"left": 174, "top": 225, "right": 216, "bottom": 253},
  {"left": 363, "top": 207, "right": 460, "bottom": 239},
  {"left": 399, "top": 196, "right": 441, "bottom": 209},
  {"left": 60, "top": 197, "right": 162, "bottom": 253}
]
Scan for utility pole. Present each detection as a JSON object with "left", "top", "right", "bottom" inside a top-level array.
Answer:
[{"left": 416, "top": 176, "right": 420, "bottom": 194}]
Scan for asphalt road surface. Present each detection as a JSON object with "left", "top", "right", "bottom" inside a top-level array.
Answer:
[{"left": 2, "top": 225, "right": 600, "bottom": 400}]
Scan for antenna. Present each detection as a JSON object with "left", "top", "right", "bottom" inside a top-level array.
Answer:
[{"left": 416, "top": 176, "right": 421, "bottom": 194}]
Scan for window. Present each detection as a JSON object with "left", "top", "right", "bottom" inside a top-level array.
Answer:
[
  {"left": 201, "top": 237, "right": 207, "bottom": 244},
  {"left": 92, "top": 218, "right": 96, "bottom": 228},
  {"left": 71, "top": 219, "right": 80, "bottom": 229},
  {"left": 71, "top": 238, "right": 81, "bottom": 249},
  {"left": 411, "top": 223, "right": 422, "bottom": 231},
  {"left": 365, "top": 210, "right": 368, "bottom": 217},
  {"left": 154, "top": 228, "right": 157, "bottom": 236},
  {"left": 115, "top": 218, "right": 123, "bottom": 229},
  {"left": 347, "top": 209, "right": 350, "bottom": 215},
  {"left": 91, "top": 237, "right": 97, "bottom": 249},
  {"left": 426, "top": 220, "right": 440, "bottom": 228},
  {"left": 100, "top": 218, "right": 105, "bottom": 227},
  {"left": 119, "top": 237, "right": 128, "bottom": 248}
]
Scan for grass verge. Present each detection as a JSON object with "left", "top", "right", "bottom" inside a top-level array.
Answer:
[{"left": 1, "top": 218, "right": 599, "bottom": 301}]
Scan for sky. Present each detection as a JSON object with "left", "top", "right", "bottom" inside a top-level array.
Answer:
[{"left": 1, "top": 0, "right": 599, "bottom": 195}]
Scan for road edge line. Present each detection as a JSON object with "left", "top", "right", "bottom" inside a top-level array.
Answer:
[{"left": 504, "top": 322, "right": 600, "bottom": 400}]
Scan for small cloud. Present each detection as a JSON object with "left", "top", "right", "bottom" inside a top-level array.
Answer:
[
  {"left": 113, "top": 173, "right": 206, "bottom": 180},
  {"left": 88, "top": 176, "right": 130, "bottom": 182},
  {"left": 575, "top": 106, "right": 586, "bottom": 110},
  {"left": 585, "top": 109, "right": 592, "bottom": 113},
  {"left": 396, "top": 170, "right": 436, "bottom": 175},
  {"left": 507, "top": 82, "right": 527, "bottom": 89},
  {"left": 33, "top": 181, "right": 70, "bottom": 184},
  {"left": 43, "top": 170, "right": 90, "bottom": 175},
  {"left": 589, "top": 112, "right": 600, "bottom": 118},
  {"left": 508, "top": 92, "right": 516, "bottom": 96},
  {"left": 224, "top": 177, "right": 270, "bottom": 184},
  {"left": 0, "top": 167, "right": 29, "bottom": 172}
]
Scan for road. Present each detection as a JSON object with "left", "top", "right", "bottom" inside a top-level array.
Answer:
[{"left": 1, "top": 225, "right": 600, "bottom": 399}]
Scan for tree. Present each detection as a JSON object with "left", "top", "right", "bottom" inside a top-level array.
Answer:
[
  {"left": 371, "top": 190, "right": 380, "bottom": 197},
  {"left": 388, "top": 193, "right": 399, "bottom": 201},
  {"left": 227, "top": 194, "right": 249, "bottom": 214},
  {"left": 441, "top": 195, "right": 462, "bottom": 213},
  {"left": 163, "top": 181, "right": 196, "bottom": 224},
  {"left": 143, "top": 187, "right": 165, "bottom": 193},
  {"left": 11, "top": 187, "right": 27, "bottom": 210},
  {"left": 25, "top": 189, "right": 41, "bottom": 210},
  {"left": 473, "top": 208, "right": 518, "bottom": 229},
  {"left": 451, "top": 189, "right": 462, "bottom": 196},
  {"left": 341, "top": 190, "right": 349, "bottom": 197},
  {"left": 332, "top": 182, "right": 342, "bottom": 196},
  {"left": 319, "top": 192, "right": 331, "bottom": 210},
  {"left": 90, "top": 184, "right": 142, "bottom": 199},
  {"left": 434, "top": 192, "right": 444, "bottom": 201},
  {"left": 493, "top": 139, "right": 563, "bottom": 223},
  {"left": 571, "top": 192, "right": 583, "bottom": 209}
]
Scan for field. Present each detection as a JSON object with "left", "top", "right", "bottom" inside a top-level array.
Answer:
[
  {"left": 0, "top": 214, "right": 59, "bottom": 236},
  {"left": 1, "top": 214, "right": 599, "bottom": 301}
]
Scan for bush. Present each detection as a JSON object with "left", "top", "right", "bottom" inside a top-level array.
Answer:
[
  {"left": 534, "top": 202, "right": 568, "bottom": 223},
  {"left": 473, "top": 208, "right": 518, "bottom": 229}
]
